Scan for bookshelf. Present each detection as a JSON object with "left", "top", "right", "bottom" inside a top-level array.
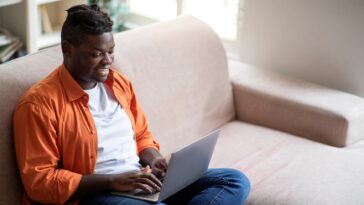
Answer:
[
  {"left": 26, "top": 0, "right": 86, "bottom": 53},
  {"left": 0, "top": 1, "right": 24, "bottom": 63},
  {"left": 0, "top": 0, "right": 22, "bottom": 7},
  {"left": 1, "top": 0, "right": 133, "bottom": 55}
]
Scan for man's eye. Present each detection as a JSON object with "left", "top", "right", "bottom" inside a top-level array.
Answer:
[{"left": 92, "top": 52, "right": 102, "bottom": 57}]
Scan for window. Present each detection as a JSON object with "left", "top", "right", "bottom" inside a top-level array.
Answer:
[
  {"left": 183, "top": 0, "right": 239, "bottom": 41},
  {"left": 127, "top": 0, "right": 241, "bottom": 42},
  {"left": 129, "top": 0, "right": 177, "bottom": 21}
]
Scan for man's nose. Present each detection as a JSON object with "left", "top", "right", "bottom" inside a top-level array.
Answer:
[{"left": 102, "top": 53, "right": 113, "bottom": 64}]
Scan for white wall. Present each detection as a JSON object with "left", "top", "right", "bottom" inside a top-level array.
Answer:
[{"left": 239, "top": 0, "right": 364, "bottom": 97}]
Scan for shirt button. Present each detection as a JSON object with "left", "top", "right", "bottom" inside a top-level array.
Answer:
[{"left": 90, "top": 130, "right": 95, "bottom": 134}]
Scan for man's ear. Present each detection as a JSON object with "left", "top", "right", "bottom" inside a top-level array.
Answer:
[{"left": 61, "top": 40, "right": 73, "bottom": 58}]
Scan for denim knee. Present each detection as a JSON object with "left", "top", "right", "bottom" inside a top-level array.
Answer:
[{"left": 223, "top": 168, "right": 251, "bottom": 203}]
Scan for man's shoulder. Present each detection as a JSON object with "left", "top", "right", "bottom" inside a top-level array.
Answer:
[
  {"left": 17, "top": 67, "right": 64, "bottom": 108},
  {"left": 111, "top": 69, "right": 131, "bottom": 85},
  {"left": 110, "top": 68, "right": 133, "bottom": 91}
]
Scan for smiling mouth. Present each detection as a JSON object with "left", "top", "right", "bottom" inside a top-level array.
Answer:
[{"left": 97, "top": 68, "right": 110, "bottom": 76}]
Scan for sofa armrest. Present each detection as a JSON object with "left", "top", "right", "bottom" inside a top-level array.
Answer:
[{"left": 230, "top": 63, "right": 364, "bottom": 147}]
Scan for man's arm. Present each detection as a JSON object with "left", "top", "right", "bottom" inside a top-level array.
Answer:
[
  {"left": 139, "top": 148, "right": 168, "bottom": 179},
  {"left": 68, "top": 168, "right": 162, "bottom": 202},
  {"left": 13, "top": 103, "right": 81, "bottom": 204},
  {"left": 121, "top": 79, "right": 167, "bottom": 178}
]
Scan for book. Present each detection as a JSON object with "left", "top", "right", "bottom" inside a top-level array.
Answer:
[
  {"left": 0, "top": 28, "right": 14, "bottom": 46},
  {"left": 0, "top": 38, "right": 23, "bottom": 63}
]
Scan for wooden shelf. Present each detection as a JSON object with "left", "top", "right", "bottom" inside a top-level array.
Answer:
[
  {"left": 36, "top": 0, "right": 60, "bottom": 5},
  {"left": 0, "top": 0, "right": 22, "bottom": 7},
  {"left": 0, "top": 0, "right": 86, "bottom": 53},
  {"left": 26, "top": 0, "right": 86, "bottom": 53}
]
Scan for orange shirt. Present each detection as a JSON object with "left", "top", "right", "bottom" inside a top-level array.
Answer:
[{"left": 13, "top": 64, "right": 160, "bottom": 205}]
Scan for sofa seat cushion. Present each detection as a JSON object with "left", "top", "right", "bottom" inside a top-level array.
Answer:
[
  {"left": 211, "top": 121, "right": 364, "bottom": 205},
  {"left": 347, "top": 139, "right": 364, "bottom": 151}
]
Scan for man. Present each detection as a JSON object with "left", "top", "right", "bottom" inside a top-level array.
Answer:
[{"left": 13, "top": 4, "right": 250, "bottom": 205}]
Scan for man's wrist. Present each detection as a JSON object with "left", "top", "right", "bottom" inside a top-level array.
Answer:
[
  {"left": 150, "top": 156, "right": 164, "bottom": 166},
  {"left": 139, "top": 147, "right": 162, "bottom": 166},
  {"left": 69, "top": 174, "right": 116, "bottom": 202},
  {"left": 106, "top": 174, "right": 116, "bottom": 191}
]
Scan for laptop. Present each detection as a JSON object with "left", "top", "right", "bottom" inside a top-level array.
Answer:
[{"left": 111, "top": 129, "right": 220, "bottom": 203}]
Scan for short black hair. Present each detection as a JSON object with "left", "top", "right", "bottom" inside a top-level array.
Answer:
[{"left": 61, "top": 4, "right": 113, "bottom": 46}]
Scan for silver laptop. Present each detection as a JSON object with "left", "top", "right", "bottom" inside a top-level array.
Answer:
[{"left": 111, "top": 129, "right": 220, "bottom": 203}]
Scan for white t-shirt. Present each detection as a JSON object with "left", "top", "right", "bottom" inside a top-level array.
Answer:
[{"left": 84, "top": 83, "right": 141, "bottom": 174}]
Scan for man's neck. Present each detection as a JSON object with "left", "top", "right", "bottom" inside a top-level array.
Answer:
[
  {"left": 74, "top": 78, "right": 97, "bottom": 90},
  {"left": 63, "top": 62, "right": 97, "bottom": 90}
]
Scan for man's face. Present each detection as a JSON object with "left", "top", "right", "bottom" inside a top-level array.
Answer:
[{"left": 66, "top": 32, "right": 115, "bottom": 89}]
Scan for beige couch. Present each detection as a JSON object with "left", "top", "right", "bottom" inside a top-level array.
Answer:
[{"left": 1, "top": 16, "right": 364, "bottom": 205}]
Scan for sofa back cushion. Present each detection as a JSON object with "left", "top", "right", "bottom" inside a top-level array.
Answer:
[
  {"left": 0, "top": 16, "right": 233, "bottom": 204},
  {"left": 112, "top": 16, "right": 234, "bottom": 154},
  {"left": 0, "top": 46, "right": 63, "bottom": 204}
]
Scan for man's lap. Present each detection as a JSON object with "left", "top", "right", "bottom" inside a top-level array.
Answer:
[
  {"left": 79, "top": 168, "right": 250, "bottom": 205},
  {"left": 79, "top": 193, "right": 166, "bottom": 205}
]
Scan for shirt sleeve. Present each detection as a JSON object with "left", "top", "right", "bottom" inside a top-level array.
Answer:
[
  {"left": 127, "top": 81, "right": 160, "bottom": 153},
  {"left": 13, "top": 102, "right": 81, "bottom": 204}
]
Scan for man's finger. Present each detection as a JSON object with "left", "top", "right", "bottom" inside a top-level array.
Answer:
[
  {"left": 153, "top": 168, "right": 166, "bottom": 179},
  {"left": 148, "top": 172, "right": 163, "bottom": 187},
  {"left": 136, "top": 177, "right": 161, "bottom": 192},
  {"left": 138, "top": 170, "right": 162, "bottom": 186},
  {"left": 134, "top": 183, "right": 153, "bottom": 194}
]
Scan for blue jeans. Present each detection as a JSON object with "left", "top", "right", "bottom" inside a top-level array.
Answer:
[{"left": 79, "top": 168, "right": 250, "bottom": 205}]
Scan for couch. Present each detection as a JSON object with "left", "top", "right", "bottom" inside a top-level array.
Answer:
[{"left": 1, "top": 16, "right": 364, "bottom": 205}]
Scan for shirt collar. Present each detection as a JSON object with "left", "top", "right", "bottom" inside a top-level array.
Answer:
[{"left": 59, "top": 64, "right": 116, "bottom": 102}]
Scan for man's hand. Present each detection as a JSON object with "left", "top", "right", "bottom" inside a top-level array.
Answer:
[
  {"left": 69, "top": 166, "right": 162, "bottom": 202},
  {"left": 150, "top": 157, "right": 168, "bottom": 180},
  {"left": 110, "top": 166, "right": 162, "bottom": 194},
  {"left": 139, "top": 148, "right": 169, "bottom": 180}
]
